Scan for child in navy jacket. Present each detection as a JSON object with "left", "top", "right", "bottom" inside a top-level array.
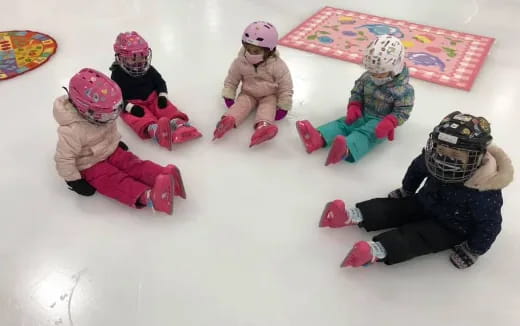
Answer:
[{"left": 319, "top": 111, "right": 514, "bottom": 269}]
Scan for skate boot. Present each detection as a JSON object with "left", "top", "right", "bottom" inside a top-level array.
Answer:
[
  {"left": 295, "top": 120, "right": 324, "bottom": 153},
  {"left": 146, "top": 174, "right": 174, "bottom": 215},
  {"left": 249, "top": 122, "right": 278, "bottom": 147},
  {"left": 213, "top": 116, "right": 236, "bottom": 140},
  {"left": 150, "top": 117, "right": 172, "bottom": 150},
  {"left": 325, "top": 135, "right": 349, "bottom": 166},
  {"left": 319, "top": 200, "right": 357, "bottom": 228},
  {"left": 163, "top": 164, "right": 186, "bottom": 199},
  {"left": 341, "top": 241, "right": 378, "bottom": 268},
  {"left": 171, "top": 119, "right": 202, "bottom": 144}
]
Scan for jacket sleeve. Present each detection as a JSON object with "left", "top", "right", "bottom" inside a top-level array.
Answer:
[
  {"left": 466, "top": 191, "right": 503, "bottom": 255},
  {"left": 274, "top": 60, "right": 293, "bottom": 111},
  {"left": 402, "top": 151, "right": 429, "bottom": 193},
  {"left": 392, "top": 85, "right": 414, "bottom": 125},
  {"left": 150, "top": 66, "right": 168, "bottom": 94},
  {"left": 55, "top": 126, "right": 83, "bottom": 181},
  {"left": 348, "top": 73, "right": 367, "bottom": 104},
  {"left": 222, "top": 58, "right": 242, "bottom": 100}
]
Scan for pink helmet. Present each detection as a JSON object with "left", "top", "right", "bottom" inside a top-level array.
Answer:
[
  {"left": 242, "top": 21, "right": 278, "bottom": 51},
  {"left": 113, "top": 31, "right": 152, "bottom": 77},
  {"left": 68, "top": 68, "right": 123, "bottom": 124}
]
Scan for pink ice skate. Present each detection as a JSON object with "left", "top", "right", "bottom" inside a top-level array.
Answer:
[
  {"left": 154, "top": 117, "right": 172, "bottom": 150},
  {"left": 213, "top": 116, "right": 235, "bottom": 140},
  {"left": 296, "top": 120, "right": 324, "bottom": 153},
  {"left": 171, "top": 120, "right": 202, "bottom": 144},
  {"left": 341, "top": 241, "right": 376, "bottom": 268},
  {"left": 250, "top": 122, "right": 278, "bottom": 147},
  {"left": 325, "top": 135, "right": 349, "bottom": 166},
  {"left": 148, "top": 174, "right": 174, "bottom": 215},
  {"left": 319, "top": 200, "right": 355, "bottom": 228},
  {"left": 163, "top": 164, "right": 186, "bottom": 199}
]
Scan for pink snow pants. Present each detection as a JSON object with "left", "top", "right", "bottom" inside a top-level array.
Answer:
[
  {"left": 121, "top": 92, "right": 189, "bottom": 139},
  {"left": 224, "top": 93, "right": 277, "bottom": 126},
  {"left": 81, "top": 147, "right": 167, "bottom": 207}
]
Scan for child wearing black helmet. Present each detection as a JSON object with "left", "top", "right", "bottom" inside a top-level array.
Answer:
[{"left": 319, "top": 111, "right": 514, "bottom": 269}]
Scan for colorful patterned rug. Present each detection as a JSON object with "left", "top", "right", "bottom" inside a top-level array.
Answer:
[
  {"left": 0, "top": 30, "right": 57, "bottom": 81},
  {"left": 279, "top": 7, "right": 495, "bottom": 91}
]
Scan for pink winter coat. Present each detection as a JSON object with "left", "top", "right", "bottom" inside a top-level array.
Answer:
[
  {"left": 222, "top": 48, "right": 293, "bottom": 111},
  {"left": 53, "top": 95, "right": 121, "bottom": 181}
]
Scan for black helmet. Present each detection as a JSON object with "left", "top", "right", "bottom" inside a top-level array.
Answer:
[{"left": 425, "top": 111, "right": 492, "bottom": 183}]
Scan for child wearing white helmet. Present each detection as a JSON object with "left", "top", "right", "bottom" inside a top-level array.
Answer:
[
  {"left": 213, "top": 21, "right": 294, "bottom": 147},
  {"left": 296, "top": 35, "right": 414, "bottom": 165}
]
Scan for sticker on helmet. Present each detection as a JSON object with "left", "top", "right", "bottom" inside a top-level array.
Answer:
[
  {"left": 438, "top": 132, "right": 458, "bottom": 144},
  {"left": 450, "top": 123, "right": 459, "bottom": 128},
  {"left": 453, "top": 114, "right": 472, "bottom": 122}
]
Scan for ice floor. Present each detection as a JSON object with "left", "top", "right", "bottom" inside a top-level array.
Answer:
[{"left": 1, "top": 0, "right": 519, "bottom": 325}]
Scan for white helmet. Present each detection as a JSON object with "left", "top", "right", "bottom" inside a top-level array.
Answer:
[{"left": 363, "top": 35, "right": 405, "bottom": 75}]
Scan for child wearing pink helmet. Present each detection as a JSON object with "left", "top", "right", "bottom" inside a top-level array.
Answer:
[
  {"left": 111, "top": 31, "right": 202, "bottom": 151},
  {"left": 54, "top": 68, "right": 187, "bottom": 214},
  {"left": 213, "top": 21, "right": 294, "bottom": 147}
]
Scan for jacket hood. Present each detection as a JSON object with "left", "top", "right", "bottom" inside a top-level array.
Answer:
[
  {"left": 53, "top": 95, "right": 86, "bottom": 126},
  {"left": 387, "top": 65, "right": 410, "bottom": 87},
  {"left": 465, "top": 145, "right": 514, "bottom": 191}
]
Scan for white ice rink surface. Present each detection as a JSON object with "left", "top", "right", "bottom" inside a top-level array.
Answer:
[{"left": 1, "top": 0, "right": 519, "bottom": 325}]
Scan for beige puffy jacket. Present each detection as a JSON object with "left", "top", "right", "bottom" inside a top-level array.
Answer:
[
  {"left": 53, "top": 95, "right": 121, "bottom": 181},
  {"left": 222, "top": 48, "right": 293, "bottom": 111}
]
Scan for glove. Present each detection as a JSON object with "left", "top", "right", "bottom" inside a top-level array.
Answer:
[
  {"left": 158, "top": 95, "right": 168, "bottom": 109},
  {"left": 275, "top": 108, "right": 288, "bottom": 120},
  {"left": 375, "top": 115, "right": 398, "bottom": 141},
  {"left": 388, "top": 187, "right": 413, "bottom": 199},
  {"left": 224, "top": 97, "right": 235, "bottom": 109},
  {"left": 129, "top": 105, "right": 145, "bottom": 117},
  {"left": 66, "top": 179, "right": 96, "bottom": 196},
  {"left": 346, "top": 102, "right": 363, "bottom": 125},
  {"left": 450, "top": 242, "right": 479, "bottom": 269},
  {"left": 118, "top": 141, "right": 128, "bottom": 151}
]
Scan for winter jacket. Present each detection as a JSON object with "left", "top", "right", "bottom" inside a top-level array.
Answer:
[
  {"left": 110, "top": 64, "right": 167, "bottom": 102},
  {"left": 349, "top": 66, "right": 414, "bottom": 125},
  {"left": 53, "top": 96, "right": 121, "bottom": 181},
  {"left": 401, "top": 145, "right": 514, "bottom": 254},
  {"left": 222, "top": 47, "right": 293, "bottom": 111}
]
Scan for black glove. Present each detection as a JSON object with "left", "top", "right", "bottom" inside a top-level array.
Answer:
[
  {"left": 158, "top": 96, "right": 168, "bottom": 109},
  {"left": 118, "top": 141, "right": 129, "bottom": 151},
  {"left": 66, "top": 179, "right": 96, "bottom": 196},
  {"left": 450, "top": 242, "right": 479, "bottom": 269},
  {"left": 388, "top": 187, "right": 413, "bottom": 199},
  {"left": 130, "top": 105, "right": 145, "bottom": 117}
]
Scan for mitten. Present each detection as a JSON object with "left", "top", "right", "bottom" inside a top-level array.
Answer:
[
  {"left": 346, "top": 102, "right": 363, "bottom": 125},
  {"left": 450, "top": 242, "right": 479, "bottom": 269},
  {"left": 275, "top": 108, "right": 288, "bottom": 120},
  {"left": 158, "top": 95, "right": 168, "bottom": 109},
  {"left": 128, "top": 104, "right": 145, "bottom": 117},
  {"left": 388, "top": 187, "right": 413, "bottom": 199},
  {"left": 375, "top": 115, "right": 398, "bottom": 141},
  {"left": 66, "top": 179, "right": 96, "bottom": 196},
  {"left": 118, "top": 141, "right": 128, "bottom": 151},
  {"left": 224, "top": 98, "right": 235, "bottom": 109}
]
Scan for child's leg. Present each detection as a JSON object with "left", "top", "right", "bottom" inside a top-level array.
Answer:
[
  {"left": 356, "top": 197, "right": 426, "bottom": 231},
  {"left": 344, "top": 116, "right": 385, "bottom": 162},
  {"left": 147, "top": 92, "right": 189, "bottom": 121},
  {"left": 106, "top": 147, "right": 185, "bottom": 198},
  {"left": 317, "top": 116, "right": 365, "bottom": 146},
  {"left": 254, "top": 95, "right": 277, "bottom": 125},
  {"left": 373, "top": 219, "right": 465, "bottom": 265},
  {"left": 224, "top": 93, "right": 257, "bottom": 126},
  {"left": 81, "top": 160, "right": 149, "bottom": 207},
  {"left": 250, "top": 95, "right": 278, "bottom": 147},
  {"left": 120, "top": 108, "right": 157, "bottom": 139}
]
